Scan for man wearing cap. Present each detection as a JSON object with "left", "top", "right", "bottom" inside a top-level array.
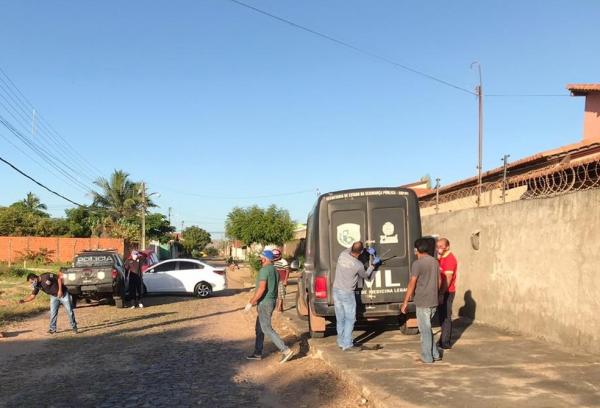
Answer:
[
  {"left": 125, "top": 250, "right": 144, "bottom": 309},
  {"left": 245, "top": 250, "right": 294, "bottom": 363}
]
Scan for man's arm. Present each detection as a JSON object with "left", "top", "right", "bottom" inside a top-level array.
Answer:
[
  {"left": 19, "top": 294, "right": 36, "bottom": 304},
  {"left": 57, "top": 272, "right": 64, "bottom": 298},
  {"left": 249, "top": 281, "right": 267, "bottom": 306},
  {"left": 357, "top": 264, "right": 375, "bottom": 279},
  {"left": 401, "top": 276, "right": 417, "bottom": 314}
]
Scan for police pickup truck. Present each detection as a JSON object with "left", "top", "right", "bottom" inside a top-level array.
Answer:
[
  {"left": 295, "top": 187, "right": 424, "bottom": 338},
  {"left": 63, "top": 250, "right": 127, "bottom": 308}
]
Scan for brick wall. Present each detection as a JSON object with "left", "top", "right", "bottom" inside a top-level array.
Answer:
[{"left": 0, "top": 236, "right": 125, "bottom": 264}]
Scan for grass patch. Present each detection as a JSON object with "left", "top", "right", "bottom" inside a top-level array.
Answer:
[{"left": 0, "top": 265, "right": 52, "bottom": 327}]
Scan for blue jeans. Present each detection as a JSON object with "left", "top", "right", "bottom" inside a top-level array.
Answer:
[
  {"left": 416, "top": 306, "right": 440, "bottom": 363},
  {"left": 49, "top": 293, "right": 77, "bottom": 332},
  {"left": 254, "top": 299, "right": 289, "bottom": 355},
  {"left": 333, "top": 288, "right": 356, "bottom": 350}
]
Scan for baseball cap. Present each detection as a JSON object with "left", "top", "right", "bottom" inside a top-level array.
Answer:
[{"left": 261, "top": 250, "right": 274, "bottom": 261}]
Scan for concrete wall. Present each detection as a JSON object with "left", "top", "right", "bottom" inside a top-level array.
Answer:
[
  {"left": 422, "top": 188, "right": 600, "bottom": 350},
  {"left": 0, "top": 236, "right": 125, "bottom": 264},
  {"left": 420, "top": 185, "right": 527, "bottom": 216}
]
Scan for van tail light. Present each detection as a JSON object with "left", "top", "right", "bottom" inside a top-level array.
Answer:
[
  {"left": 214, "top": 269, "right": 225, "bottom": 276},
  {"left": 111, "top": 269, "right": 118, "bottom": 280},
  {"left": 314, "top": 276, "right": 327, "bottom": 299}
]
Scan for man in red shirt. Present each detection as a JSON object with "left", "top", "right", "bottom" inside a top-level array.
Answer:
[{"left": 437, "top": 238, "right": 458, "bottom": 349}]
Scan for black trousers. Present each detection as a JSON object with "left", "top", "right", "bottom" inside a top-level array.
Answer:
[
  {"left": 128, "top": 273, "right": 143, "bottom": 305},
  {"left": 439, "top": 291, "right": 455, "bottom": 347}
]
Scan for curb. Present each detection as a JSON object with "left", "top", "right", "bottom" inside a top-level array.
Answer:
[{"left": 280, "top": 313, "right": 408, "bottom": 408}]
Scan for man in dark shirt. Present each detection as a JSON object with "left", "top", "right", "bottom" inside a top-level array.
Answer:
[
  {"left": 401, "top": 238, "right": 441, "bottom": 363},
  {"left": 124, "top": 250, "right": 144, "bottom": 309},
  {"left": 20, "top": 270, "right": 78, "bottom": 334}
]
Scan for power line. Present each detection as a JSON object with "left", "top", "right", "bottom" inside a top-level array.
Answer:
[
  {"left": 0, "top": 66, "right": 103, "bottom": 180},
  {"left": 226, "top": 0, "right": 475, "bottom": 95},
  {"left": 0, "top": 155, "right": 83, "bottom": 206},
  {"left": 0, "top": 111, "right": 92, "bottom": 193}
]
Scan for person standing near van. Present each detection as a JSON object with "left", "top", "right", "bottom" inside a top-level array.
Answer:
[
  {"left": 125, "top": 250, "right": 144, "bottom": 309},
  {"left": 401, "top": 238, "right": 441, "bottom": 363},
  {"left": 245, "top": 250, "right": 294, "bottom": 363},
  {"left": 272, "top": 248, "right": 289, "bottom": 312},
  {"left": 437, "top": 238, "right": 458, "bottom": 349},
  {"left": 333, "top": 241, "right": 380, "bottom": 351}
]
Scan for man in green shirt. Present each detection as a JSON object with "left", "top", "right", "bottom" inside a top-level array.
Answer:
[{"left": 245, "top": 250, "right": 294, "bottom": 363}]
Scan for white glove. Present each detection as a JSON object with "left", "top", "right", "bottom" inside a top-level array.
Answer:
[{"left": 244, "top": 303, "right": 253, "bottom": 313}]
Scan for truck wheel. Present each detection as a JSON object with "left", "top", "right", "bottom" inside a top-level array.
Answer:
[
  {"left": 71, "top": 295, "right": 78, "bottom": 309},
  {"left": 295, "top": 286, "right": 308, "bottom": 321},
  {"left": 114, "top": 297, "right": 125, "bottom": 309},
  {"left": 308, "top": 303, "right": 325, "bottom": 338}
]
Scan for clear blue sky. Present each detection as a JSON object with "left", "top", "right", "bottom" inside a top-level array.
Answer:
[{"left": 1, "top": 0, "right": 599, "bottom": 238}]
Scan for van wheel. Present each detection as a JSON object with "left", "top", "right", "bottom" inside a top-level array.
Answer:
[
  {"left": 400, "top": 315, "right": 419, "bottom": 335},
  {"left": 308, "top": 303, "right": 325, "bottom": 338}
]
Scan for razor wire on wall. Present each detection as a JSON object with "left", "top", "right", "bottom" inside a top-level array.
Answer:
[{"left": 420, "top": 157, "right": 600, "bottom": 209}]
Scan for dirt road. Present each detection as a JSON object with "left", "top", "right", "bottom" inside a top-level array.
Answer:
[{"left": 0, "top": 268, "right": 370, "bottom": 408}]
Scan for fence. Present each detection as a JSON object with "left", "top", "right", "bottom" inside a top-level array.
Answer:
[
  {"left": 420, "top": 156, "right": 600, "bottom": 211},
  {"left": 0, "top": 236, "right": 125, "bottom": 265}
]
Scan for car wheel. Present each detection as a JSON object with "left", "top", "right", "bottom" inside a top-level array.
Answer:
[{"left": 194, "top": 282, "right": 212, "bottom": 298}]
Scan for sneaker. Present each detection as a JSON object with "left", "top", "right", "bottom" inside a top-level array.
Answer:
[
  {"left": 342, "top": 346, "right": 361, "bottom": 353},
  {"left": 47, "top": 329, "right": 56, "bottom": 335},
  {"left": 138, "top": 303, "right": 144, "bottom": 309},
  {"left": 72, "top": 328, "right": 79, "bottom": 334},
  {"left": 279, "top": 349, "right": 294, "bottom": 364},
  {"left": 245, "top": 354, "right": 262, "bottom": 360},
  {"left": 130, "top": 305, "right": 136, "bottom": 309}
]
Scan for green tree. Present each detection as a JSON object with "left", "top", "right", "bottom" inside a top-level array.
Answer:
[
  {"left": 145, "top": 213, "right": 175, "bottom": 243},
  {"left": 182, "top": 226, "right": 212, "bottom": 256},
  {"left": 64, "top": 206, "right": 99, "bottom": 237},
  {"left": 225, "top": 205, "right": 294, "bottom": 246},
  {"left": 91, "top": 170, "right": 150, "bottom": 221}
]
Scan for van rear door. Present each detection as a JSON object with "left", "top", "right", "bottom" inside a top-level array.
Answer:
[
  {"left": 361, "top": 196, "right": 410, "bottom": 304},
  {"left": 327, "top": 193, "right": 410, "bottom": 305}
]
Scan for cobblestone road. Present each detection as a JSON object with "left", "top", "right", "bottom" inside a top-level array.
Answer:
[{"left": 0, "top": 268, "right": 370, "bottom": 408}]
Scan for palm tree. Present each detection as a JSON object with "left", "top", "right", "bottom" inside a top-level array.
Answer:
[
  {"left": 91, "top": 170, "right": 142, "bottom": 220},
  {"left": 21, "top": 192, "right": 48, "bottom": 216}
]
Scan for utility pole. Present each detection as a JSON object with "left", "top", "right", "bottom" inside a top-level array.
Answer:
[
  {"left": 435, "top": 178, "right": 441, "bottom": 214},
  {"left": 141, "top": 182, "right": 146, "bottom": 250},
  {"left": 181, "top": 220, "right": 184, "bottom": 232},
  {"left": 471, "top": 62, "right": 483, "bottom": 207},
  {"left": 501, "top": 154, "right": 510, "bottom": 203},
  {"left": 168, "top": 207, "right": 172, "bottom": 224}
]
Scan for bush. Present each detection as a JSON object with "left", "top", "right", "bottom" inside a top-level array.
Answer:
[
  {"left": 16, "top": 248, "right": 55, "bottom": 265},
  {"left": 247, "top": 253, "right": 262, "bottom": 278},
  {"left": 0, "top": 264, "right": 33, "bottom": 278}
]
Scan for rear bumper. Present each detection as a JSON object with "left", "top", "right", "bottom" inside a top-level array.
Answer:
[
  {"left": 312, "top": 299, "right": 416, "bottom": 318},
  {"left": 68, "top": 284, "right": 116, "bottom": 297}
]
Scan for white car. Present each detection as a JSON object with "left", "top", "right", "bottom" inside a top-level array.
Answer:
[{"left": 143, "top": 259, "right": 226, "bottom": 298}]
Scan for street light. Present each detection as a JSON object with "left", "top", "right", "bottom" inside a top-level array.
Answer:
[{"left": 140, "top": 182, "right": 160, "bottom": 250}]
